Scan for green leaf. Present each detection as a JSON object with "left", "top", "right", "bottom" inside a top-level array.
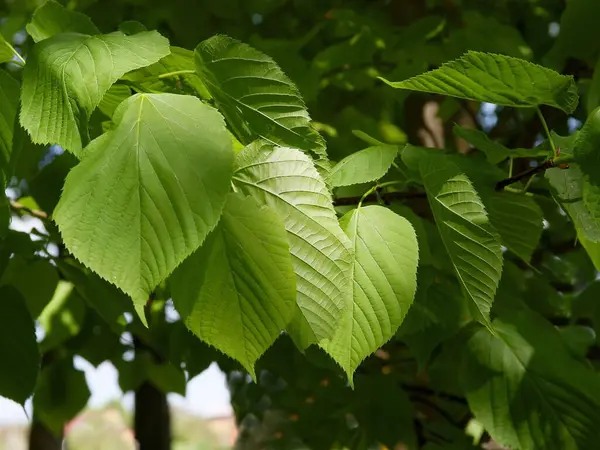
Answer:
[
  {"left": 0, "top": 69, "right": 19, "bottom": 180},
  {"left": 171, "top": 193, "right": 296, "bottom": 378},
  {"left": 453, "top": 125, "right": 549, "bottom": 165},
  {"left": 233, "top": 141, "right": 353, "bottom": 342},
  {"left": 20, "top": 30, "right": 170, "bottom": 155},
  {"left": 97, "top": 84, "right": 132, "bottom": 118},
  {"left": 321, "top": 206, "right": 418, "bottom": 382},
  {"left": 419, "top": 153, "right": 503, "bottom": 328},
  {"left": 0, "top": 34, "right": 18, "bottom": 63},
  {"left": 381, "top": 51, "right": 578, "bottom": 114},
  {"left": 34, "top": 359, "right": 90, "bottom": 434},
  {"left": 462, "top": 309, "right": 600, "bottom": 450},
  {"left": 0, "top": 286, "right": 39, "bottom": 405},
  {"left": 328, "top": 145, "right": 399, "bottom": 187},
  {"left": 486, "top": 192, "right": 543, "bottom": 262},
  {"left": 26, "top": 0, "right": 99, "bottom": 42},
  {"left": 38, "top": 281, "right": 86, "bottom": 352},
  {"left": 0, "top": 255, "right": 59, "bottom": 318},
  {"left": 124, "top": 46, "right": 211, "bottom": 99},
  {"left": 54, "top": 94, "right": 234, "bottom": 319},
  {"left": 195, "top": 35, "right": 326, "bottom": 158}
]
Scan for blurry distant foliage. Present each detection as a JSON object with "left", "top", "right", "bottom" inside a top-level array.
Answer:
[{"left": 2, "top": 0, "right": 600, "bottom": 449}]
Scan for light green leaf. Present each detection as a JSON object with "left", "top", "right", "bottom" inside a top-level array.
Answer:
[
  {"left": 453, "top": 125, "right": 549, "bottom": 165},
  {"left": 26, "top": 0, "right": 99, "bottom": 42},
  {"left": 98, "top": 84, "right": 132, "bottom": 118},
  {"left": 0, "top": 69, "right": 19, "bottom": 180},
  {"left": 328, "top": 145, "right": 399, "bottom": 187},
  {"left": 195, "top": 35, "right": 326, "bottom": 158},
  {"left": 20, "top": 30, "right": 170, "bottom": 155},
  {"left": 419, "top": 153, "right": 503, "bottom": 327},
  {"left": 172, "top": 193, "right": 296, "bottom": 378},
  {"left": 233, "top": 141, "right": 353, "bottom": 342},
  {"left": 321, "top": 206, "right": 418, "bottom": 382},
  {"left": 54, "top": 94, "right": 234, "bottom": 319},
  {"left": 0, "top": 34, "right": 18, "bottom": 63},
  {"left": 462, "top": 309, "right": 600, "bottom": 450},
  {"left": 0, "top": 286, "right": 39, "bottom": 405},
  {"left": 381, "top": 51, "right": 578, "bottom": 114}
]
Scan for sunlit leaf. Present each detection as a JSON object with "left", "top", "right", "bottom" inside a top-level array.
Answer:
[
  {"left": 233, "top": 141, "right": 352, "bottom": 342},
  {"left": 322, "top": 206, "right": 418, "bottom": 382},
  {"left": 381, "top": 51, "right": 578, "bottom": 114},
  {"left": 172, "top": 193, "right": 296, "bottom": 378},
  {"left": 54, "top": 94, "right": 234, "bottom": 319},
  {"left": 26, "top": 0, "right": 99, "bottom": 42},
  {"left": 328, "top": 145, "right": 399, "bottom": 187}
]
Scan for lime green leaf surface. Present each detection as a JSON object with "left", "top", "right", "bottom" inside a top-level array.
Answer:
[
  {"left": 54, "top": 94, "right": 234, "bottom": 317},
  {"left": 453, "top": 125, "right": 549, "bottom": 165},
  {"left": 0, "top": 34, "right": 18, "bottom": 63},
  {"left": 172, "top": 193, "right": 296, "bottom": 378},
  {"left": 381, "top": 51, "right": 578, "bottom": 114},
  {"left": 328, "top": 145, "right": 399, "bottom": 187},
  {"left": 26, "top": 0, "right": 99, "bottom": 42},
  {"left": 98, "top": 84, "right": 132, "bottom": 118},
  {"left": 20, "top": 30, "right": 170, "bottom": 155},
  {"left": 462, "top": 309, "right": 600, "bottom": 449},
  {"left": 196, "top": 35, "right": 326, "bottom": 158},
  {"left": 233, "top": 141, "right": 352, "bottom": 342},
  {"left": 0, "top": 286, "right": 39, "bottom": 405},
  {"left": 321, "top": 206, "right": 418, "bottom": 381},
  {"left": 419, "top": 153, "right": 503, "bottom": 327},
  {"left": 0, "top": 69, "right": 19, "bottom": 179}
]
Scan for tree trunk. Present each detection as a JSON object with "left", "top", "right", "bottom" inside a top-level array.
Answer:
[
  {"left": 28, "top": 418, "right": 63, "bottom": 450},
  {"left": 134, "top": 380, "right": 171, "bottom": 450}
]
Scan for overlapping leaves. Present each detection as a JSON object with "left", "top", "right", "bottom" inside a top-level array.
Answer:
[
  {"left": 232, "top": 141, "right": 353, "bottom": 342},
  {"left": 20, "top": 27, "right": 169, "bottom": 154}
]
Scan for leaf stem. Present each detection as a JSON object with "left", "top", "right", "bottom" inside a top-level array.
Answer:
[
  {"left": 158, "top": 69, "right": 195, "bottom": 79},
  {"left": 536, "top": 107, "right": 558, "bottom": 158},
  {"left": 358, "top": 181, "right": 404, "bottom": 208}
]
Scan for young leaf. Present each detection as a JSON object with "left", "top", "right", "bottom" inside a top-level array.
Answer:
[
  {"left": 195, "top": 35, "right": 326, "bottom": 158},
  {"left": 321, "top": 206, "right": 418, "bottom": 382},
  {"left": 54, "top": 94, "right": 234, "bottom": 319},
  {"left": 20, "top": 30, "right": 170, "bottom": 155},
  {"left": 381, "top": 51, "right": 578, "bottom": 114},
  {"left": 418, "top": 153, "right": 503, "bottom": 327},
  {"left": 0, "top": 286, "right": 39, "bottom": 405},
  {"left": 26, "top": 0, "right": 99, "bottom": 42},
  {"left": 462, "top": 309, "right": 600, "bottom": 449},
  {"left": 171, "top": 193, "right": 296, "bottom": 378},
  {"left": 0, "top": 69, "right": 19, "bottom": 180},
  {"left": 328, "top": 145, "right": 399, "bottom": 187},
  {"left": 233, "top": 141, "right": 353, "bottom": 342},
  {"left": 453, "top": 125, "right": 549, "bottom": 165}
]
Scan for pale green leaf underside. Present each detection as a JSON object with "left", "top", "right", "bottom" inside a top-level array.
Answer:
[
  {"left": 233, "top": 141, "right": 353, "bottom": 342},
  {"left": 196, "top": 35, "right": 326, "bottom": 158},
  {"left": 0, "top": 69, "right": 19, "bottom": 179},
  {"left": 20, "top": 30, "right": 170, "bottom": 155},
  {"left": 463, "top": 310, "right": 600, "bottom": 450},
  {"left": 172, "top": 193, "right": 296, "bottom": 378},
  {"left": 54, "top": 93, "right": 234, "bottom": 316},
  {"left": 26, "top": 0, "right": 99, "bottom": 42},
  {"left": 420, "top": 155, "right": 503, "bottom": 327},
  {"left": 328, "top": 145, "right": 399, "bottom": 187},
  {"left": 321, "top": 206, "right": 418, "bottom": 381},
  {"left": 381, "top": 51, "right": 578, "bottom": 114}
]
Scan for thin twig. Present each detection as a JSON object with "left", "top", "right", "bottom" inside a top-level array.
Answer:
[{"left": 10, "top": 200, "right": 48, "bottom": 219}]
